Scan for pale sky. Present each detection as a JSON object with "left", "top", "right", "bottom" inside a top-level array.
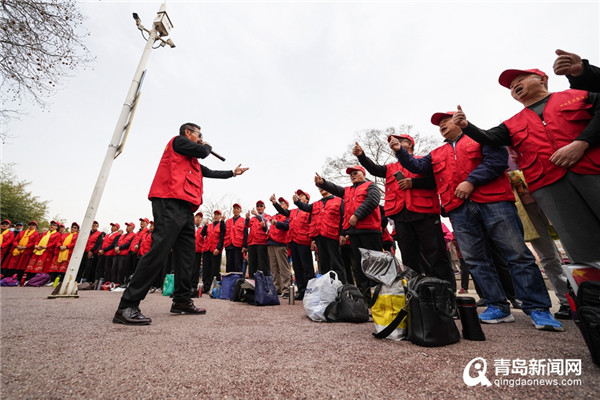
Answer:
[{"left": 2, "top": 0, "right": 599, "bottom": 231}]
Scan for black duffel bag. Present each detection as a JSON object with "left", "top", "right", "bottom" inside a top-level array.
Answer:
[
  {"left": 324, "top": 284, "right": 370, "bottom": 323},
  {"left": 406, "top": 275, "right": 460, "bottom": 347}
]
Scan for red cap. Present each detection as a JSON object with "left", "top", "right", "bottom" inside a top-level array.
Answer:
[
  {"left": 110, "top": 222, "right": 120, "bottom": 229},
  {"left": 431, "top": 112, "right": 456, "bottom": 126},
  {"left": 195, "top": 212, "right": 203, "bottom": 218},
  {"left": 498, "top": 68, "right": 547, "bottom": 89},
  {"left": 125, "top": 222, "right": 135, "bottom": 228},
  {"left": 28, "top": 221, "right": 38, "bottom": 226},
  {"left": 278, "top": 197, "right": 289, "bottom": 206},
  {"left": 50, "top": 220, "right": 59, "bottom": 227},
  {"left": 296, "top": 189, "right": 310, "bottom": 200},
  {"left": 345, "top": 165, "right": 366, "bottom": 175},
  {"left": 387, "top": 134, "right": 415, "bottom": 147},
  {"left": 1, "top": 219, "right": 10, "bottom": 225},
  {"left": 139, "top": 217, "right": 150, "bottom": 224},
  {"left": 232, "top": 203, "right": 242, "bottom": 209},
  {"left": 93, "top": 221, "right": 99, "bottom": 225},
  {"left": 213, "top": 209, "right": 222, "bottom": 215},
  {"left": 256, "top": 200, "right": 265, "bottom": 207},
  {"left": 71, "top": 222, "right": 80, "bottom": 229}
]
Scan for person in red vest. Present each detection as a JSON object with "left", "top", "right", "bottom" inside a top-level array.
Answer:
[
  {"left": 268, "top": 195, "right": 291, "bottom": 297},
  {"left": 291, "top": 188, "right": 345, "bottom": 283},
  {"left": 1, "top": 219, "right": 15, "bottom": 267},
  {"left": 454, "top": 68, "right": 600, "bottom": 264},
  {"left": 4, "top": 221, "right": 39, "bottom": 281},
  {"left": 190, "top": 212, "right": 204, "bottom": 297},
  {"left": 49, "top": 222, "right": 79, "bottom": 282},
  {"left": 201, "top": 210, "right": 226, "bottom": 294},
  {"left": 97, "top": 222, "right": 121, "bottom": 283},
  {"left": 315, "top": 168, "right": 381, "bottom": 292},
  {"left": 112, "top": 222, "right": 136, "bottom": 286},
  {"left": 270, "top": 190, "right": 314, "bottom": 300},
  {"left": 243, "top": 200, "right": 271, "bottom": 279},
  {"left": 114, "top": 122, "right": 248, "bottom": 325},
  {"left": 124, "top": 218, "right": 150, "bottom": 283},
  {"left": 79, "top": 221, "right": 104, "bottom": 283},
  {"left": 25, "top": 220, "right": 61, "bottom": 275},
  {"left": 394, "top": 111, "right": 563, "bottom": 332},
  {"left": 224, "top": 204, "right": 245, "bottom": 273},
  {"left": 353, "top": 135, "right": 455, "bottom": 290}
]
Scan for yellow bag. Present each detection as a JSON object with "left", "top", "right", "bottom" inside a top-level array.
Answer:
[{"left": 369, "top": 279, "right": 407, "bottom": 341}]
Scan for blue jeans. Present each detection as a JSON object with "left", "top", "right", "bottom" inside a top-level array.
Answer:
[{"left": 448, "top": 200, "right": 551, "bottom": 315}]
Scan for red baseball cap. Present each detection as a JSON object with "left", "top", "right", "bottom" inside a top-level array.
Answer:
[
  {"left": 213, "top": 209, "right": 222, "bottom": 215},
  {"left": 387, "top": 134, "right": 415, "bottom": 147},
  {"left": 125, "top": 222, "right": 135, "bottom": 228},
  {"left": 345, "top": 165, "right": 366, "bottom": 175},
  {"left": 296, "top": 189, "right": 310, "bottom": 200},
  {"left": 71, "top": 222, "right": 80, "bottom": 229},
  {"left": 1, "top": 219, "right": 10, "bottom": 225},
  {"left": 29, "top": 221, "right": 38, "bottom": 226},
  {"left": 50, "top": 220, "right": 59, "bottom": 226},
  {"left": 256, "top": 200, "right": 265, "bottom": 207},
  {"left": 139, "top": 217, "right": 150, "bottom": 224},
  {"left": 232, "top": 203, "right": 242, "bottom": 209},
  {"left": 195, "top": 212, "right": 203, "bottom": 218},
  {"left": 278, "top": 197, "right": 289, "bottom": 206},
  {"left": 110, "top": 222, "right": 120, "bottom": 229},
  {"left": 431, "top": 112, "right": 456, "bottom": 126},
  {"left": 498, "top": 68, "right": 547, "bottom": 89}
]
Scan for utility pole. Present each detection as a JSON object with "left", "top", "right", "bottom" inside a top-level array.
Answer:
[{"left": 49, "top": 3, "right": 175, "bottom": 298}]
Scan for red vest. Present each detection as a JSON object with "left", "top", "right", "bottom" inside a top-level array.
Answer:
[
  {"left": 343, "top": 182, "right": 382, "bottom": 231},
  {"left": 139, "top": 231, "right": 152, "bottom": 256},
  {"left": 309, "top": 196, "right": 342, "bottom": 240},
  {"left": 503, "top": 89, "right": 600, "bottom": 192},
  {"left": 289, "top": 208, "right": 311, "bottom": 246},
  {"left": 129, "top": 228, "right": 149, "bottom": 254},
  {"left": 116, "top": 232, "right": 135, "bottom": 256},
  {"left": 430, "top": 136, "right": 514, "bottom": 213},
  {"left": 147, "top": 136, "right": 204, "bottom": 211},
  {"left": 85, "top": 230, "right": 102, "bottom": 253},
  {"left": 206, "top": 222, "right": 224, "bottom": 253},
  {"left": 384, "top": 162, "right": 440, "bottom": 215},
  {"left": 247, "top": 215, "right": 270, "bottom": 246},
  {"left": 195, "top": 227, "right": 204, "bottom": 253},
  {"left": 224, "top": 217, "right": 245, "bottom": 248},
  {"left": 101, "top": 231, "right": 121, "bottom": 256},
  {"left": 269, "top": 214, "right": 290, "bottom": 244}
]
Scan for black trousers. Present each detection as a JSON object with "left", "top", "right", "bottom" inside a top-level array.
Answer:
[
  {"left": 119, "top": 199, "right": 195, "bottom": 309},
  {"left": 202, "top": 251, "right": 222, "bottom": 290},
  {"left": 191, "top": 252, "right": 202, "bottom": 293},
  {"left": 247, "top": 244, "right": 270, "bottom": 278},
  {"left": 290, "top": 241, "right": 314, "bottom": 294},
  {"left": 225, "top": 246, "right": 244, "bottom": 272},
  {"left": 348, "top": 232, "right": 382, "bottom": 293},
  {"left": 393, "top": 214, "right": 456, "bottom": 291},
  {"left": 314, "top": 236, "right": 346, "bottom": 284},
  {"left": 340, "top": 244, "right": 356, "bottom": 286}
]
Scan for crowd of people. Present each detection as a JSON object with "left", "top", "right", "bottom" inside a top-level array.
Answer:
[{"left": 1, "top": 49, "right": 598, "bottom": 332}]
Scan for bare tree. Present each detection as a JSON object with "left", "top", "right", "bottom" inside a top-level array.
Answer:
[
  {"left": 321, "top": 125, "right": 440, "bottom": 191},
  {"left": 0, "top": 0, "right": 94, "bottom": 140}
]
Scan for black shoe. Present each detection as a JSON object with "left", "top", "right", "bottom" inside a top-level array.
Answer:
[
  {"left": 508, "top": 297, "right": 523, "bottom": 309},
  {"left": 476, "top": 298, "right": 486, "bottom": 307},
  {"left": 554, "top": 304, "right": 572, "bottom": 320},
  {"left": 113, "top": 307, "right": 152, "bottom": 325},
  {"left": 282, "top": 293, "right": 290, "bottom": 299},
  {"left": 294, "top": 292, "right": 304, "bottom": 301},
  {"left": 170, "top": 301, "right": 206, "bottom": 314},
  {"left": 190, "top": 293, "right": 199, "bottom": 298}
]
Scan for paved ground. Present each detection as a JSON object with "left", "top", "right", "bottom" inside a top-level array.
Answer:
[{"left": 1, "top": 286, "right": 598, "bottom": 399}]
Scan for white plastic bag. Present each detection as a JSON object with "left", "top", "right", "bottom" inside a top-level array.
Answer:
[{"left": 303, "top": 271, "right": 343, "bottom": 322}]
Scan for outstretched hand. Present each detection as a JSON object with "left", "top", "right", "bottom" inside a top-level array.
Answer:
[
  {"left": 553, "top": 49, "right": 584, "bottom": 77},
  {"left": 233, "top": 164, "right": 249, "bottom": 176},
  {"left": 388, "top": 136, "right": 401, "bottom": 152},
  {"left": 352, "top": 142, "right": 364, "bottom": 157},
  {"left": 452, "top": 105, "right": 468, "bottom": 128},
  {"left": 314, "top": 172, "right": 324, "bottom": 185}
]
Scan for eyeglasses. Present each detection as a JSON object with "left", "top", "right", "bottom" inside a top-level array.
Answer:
[{"left": 188, "top": 129, "right": 202, "bottom": 138}]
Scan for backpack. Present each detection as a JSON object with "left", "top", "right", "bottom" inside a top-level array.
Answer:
[
  {"left": 0, "top": 275, "right": 19, "bottom": 286},
  {"left": 254, "top": 270, "right": 280, "bottom": 306},
  {"left": 25, "top": 273, "right": 51, "bottom": 287},
  {"left": 324, "top": 284, "right": 369, "bottom": 323},
  {"left": 406, "top": 275, "right": 460, "bottom": 347}
]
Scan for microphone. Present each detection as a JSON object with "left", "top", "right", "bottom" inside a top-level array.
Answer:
[{"left": 211, "top": 150, "right": 226, "bottom": 162}]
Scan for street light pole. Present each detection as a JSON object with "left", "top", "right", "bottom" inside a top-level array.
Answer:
[{"left": 49, "top": 3, "right": 175, "bottom": 298}]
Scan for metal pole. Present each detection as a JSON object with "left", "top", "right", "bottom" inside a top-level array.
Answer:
[{"left": 50, "top": 15, "right": 162, "bottom": 298}]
